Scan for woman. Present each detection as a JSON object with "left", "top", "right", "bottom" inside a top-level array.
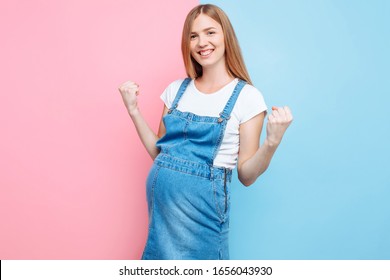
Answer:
[{"left": 118, "top": 4, "right": 292, "bottom": 260}]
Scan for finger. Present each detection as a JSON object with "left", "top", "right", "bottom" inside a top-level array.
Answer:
[
  {"left": 123, "top": 84, "right": 139, "bottom": 93},
  {"left": 283, "top": 106, "right": 293, "bottom": 121},
  {"left": 118, "top": 81, "right": 133, "bottom": 89},
  {"left": 277, "top": 107, "right": 288, "bottom": 120},
  {"left": 272, "top": 106, "right": 278, "bottom": 111},
  {"left": 271, "top": 108, "right": 280, "bottom": 119},
  {"left": 273, "top": 106, "right": 289, "bottom": 122},
  {"left": 119, "top": 85, "right": 137, "bottom": 93},
  {"left": 119, "top": 81, "right": 139, "bottom": 90},
  {"left": 126, "top": 84, "right": 139, "bottom": 90}
]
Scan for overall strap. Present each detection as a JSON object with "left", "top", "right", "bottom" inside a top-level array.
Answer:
[
  {"left": 217, "top": 79, "right": 246, "bottom": 123},
  {"left": 168, "top": 78, "right": 192, "bottom": 113}
]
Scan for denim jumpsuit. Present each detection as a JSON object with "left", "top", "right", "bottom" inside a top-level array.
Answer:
[{"left": 142, "top": 78, "right": 246, "bottom": 260}]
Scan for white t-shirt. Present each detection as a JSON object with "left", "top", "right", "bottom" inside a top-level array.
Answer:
[{"left": 160, "top": 78, "right": 267, "bottom": 169}]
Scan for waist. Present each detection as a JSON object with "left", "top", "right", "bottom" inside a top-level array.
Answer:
[{"left": 154, "top": 153, "right": 232, "bottom": 181}]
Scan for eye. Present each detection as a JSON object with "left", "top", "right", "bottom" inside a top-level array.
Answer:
[
  {"left": 190, "top": 34, "right": 197, "bottom": 40},
  {"left": 207, "top": 31, "right": 216, "bottom": 35}
]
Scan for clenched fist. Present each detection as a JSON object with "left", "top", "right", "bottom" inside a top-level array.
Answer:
[
  {"left": 266, "top": 106, "right": 293, "bottom": 146},
  {"left": 118, "top": 81, "right": 140, "bottom": 115}
]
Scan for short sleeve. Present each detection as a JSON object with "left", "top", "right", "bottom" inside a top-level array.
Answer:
[
  {"left": 160, "top": 79, "right": 184, "bottom": 109},
  {"left": 236, "top": 85, "right": 268, "bottom": 124}
]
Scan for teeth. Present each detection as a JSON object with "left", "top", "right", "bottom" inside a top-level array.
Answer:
[{"left": 200, "top": 50, "right": 213, "bottom": 56}]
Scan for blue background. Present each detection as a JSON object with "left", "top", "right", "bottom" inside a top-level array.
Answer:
[{"left": 201, "top": 0, "right": 390, "bottom": 259}]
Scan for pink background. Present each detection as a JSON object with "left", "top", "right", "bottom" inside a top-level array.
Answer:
[{"left": 0, "top": 0, "right": 198, "bottom": 259}]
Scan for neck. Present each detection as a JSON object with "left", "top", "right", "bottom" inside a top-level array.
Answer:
[{"left": 198, "top": 61, "right": 233, "bottom": 86}]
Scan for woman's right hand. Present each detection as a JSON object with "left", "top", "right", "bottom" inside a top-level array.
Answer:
[{"left": 118, "top": 81, "right": 140, "bottom": 115}]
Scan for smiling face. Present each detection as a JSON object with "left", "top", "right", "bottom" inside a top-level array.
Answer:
[{"left": 190, "top": 13, "right": 226, "bottom": 71}]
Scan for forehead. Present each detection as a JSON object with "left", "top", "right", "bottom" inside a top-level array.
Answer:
[{"left": 191, "top": 13, "right": 222, "bottom": 32}]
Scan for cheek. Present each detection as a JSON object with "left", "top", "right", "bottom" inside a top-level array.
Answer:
[
  {"left": 190, "top": 50, "right": 197, "bottom": 59},
  {"left": 190, "top": 42, "right": 197, "bottom": 53},
  {"left": 211, "top": 37, "right": 224, "bottom": 50},
  {"left": 189, "top": 50, "right": 199, "bottom": 62},
  {"left": 219, "top": 42, "right": 226, "bottom": 55},
  {"left": 218, "top": 37, "right": 225, "bottom": 48}
]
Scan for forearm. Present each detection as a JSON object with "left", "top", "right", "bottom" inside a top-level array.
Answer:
[
  {"left": 238, "top": 138, "right": 279, "bottom": 186},
  {"left": 129, "top": 108, "right": 160, "bottom": 160}
]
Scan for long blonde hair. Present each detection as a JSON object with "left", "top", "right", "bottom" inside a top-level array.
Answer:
[{"left": 181, "top": 4, "right": 252, "bottom": 85}]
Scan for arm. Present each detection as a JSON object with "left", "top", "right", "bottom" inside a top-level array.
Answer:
[
  {"left": 237, "top": 106, "right": 293, "bottom": 186},
  {"left": 118, "top": 80, "right": 168, "bottom": 160}
]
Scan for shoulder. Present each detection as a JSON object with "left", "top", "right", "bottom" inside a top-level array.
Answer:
[
  {"left": 164, "top": 78, "right": 185, "bottom": 90},
  {"left": 241, "top": 83, "right": 263, "bottom": 97},
  {"left": 234, "top": 82, "right": 268, "bottom": 123},
  {"left": 237, "top": 82, "right": 266, "bottom": 104},
  {"left": 162, "top": 78, "right": 191, "bottom": 95},
  {"left": 160, "top": 78, "right": 190, "bottom": 106}
]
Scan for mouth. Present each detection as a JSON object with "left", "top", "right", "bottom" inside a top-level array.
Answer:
[{"left": 198, "top": 49, "right": 214, "bottom": 57}]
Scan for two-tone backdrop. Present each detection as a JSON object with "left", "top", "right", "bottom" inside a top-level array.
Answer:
[{"left": 1, "top": 0, "right": 389, "bottom": 259}]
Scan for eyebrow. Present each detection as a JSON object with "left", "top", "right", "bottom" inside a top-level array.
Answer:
[{"left": 190, "top": 27, "right": 217, "bottom": 34}]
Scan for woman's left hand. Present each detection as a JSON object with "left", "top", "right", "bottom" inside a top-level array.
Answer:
[{"left": 266, "top": 106, "right": 293, "bottom": 146}]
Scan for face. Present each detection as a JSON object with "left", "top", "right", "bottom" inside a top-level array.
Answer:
[{"left": 190, "top": 13, "right": 225, "bottom": 70}]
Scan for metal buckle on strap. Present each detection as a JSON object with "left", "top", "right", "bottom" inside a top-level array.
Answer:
[
  {"left": 218, "top": 112, "right": 231, "bottom": 123},
  {"left": 168, "top": 104, "right": 177, "bottom": 114}
]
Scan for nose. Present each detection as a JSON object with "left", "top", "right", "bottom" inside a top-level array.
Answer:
[{"left": 197, "top": 34, "right": 208, "bottom": 48}]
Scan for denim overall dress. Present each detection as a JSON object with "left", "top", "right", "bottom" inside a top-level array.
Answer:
[{"left": 142, "top": 78, "right": 246, "bottom": 260}]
